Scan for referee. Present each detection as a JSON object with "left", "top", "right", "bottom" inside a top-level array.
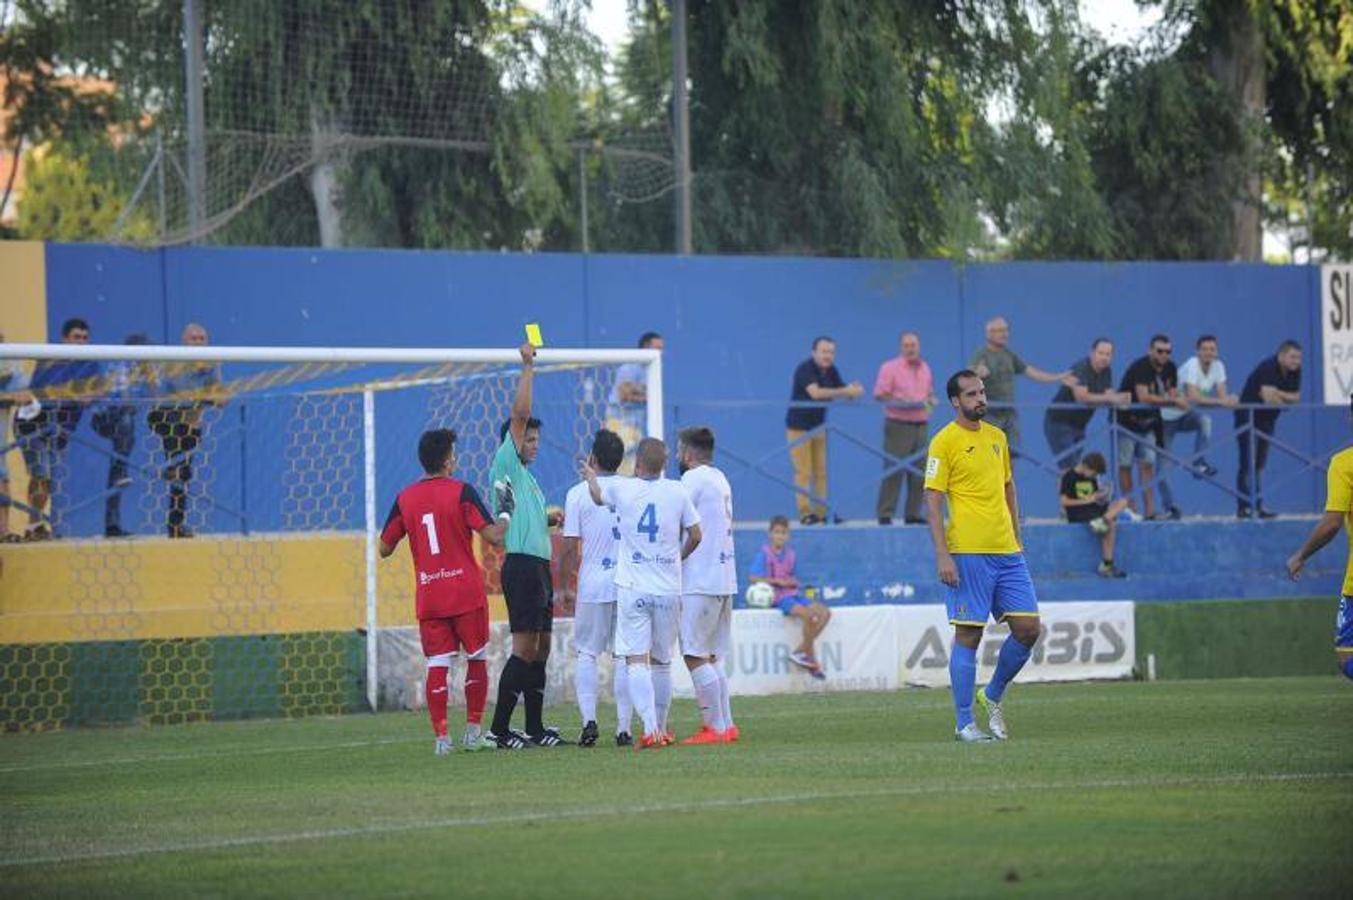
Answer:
[{"left": 487, "top": 342, "right": 568, "bottom": 748}]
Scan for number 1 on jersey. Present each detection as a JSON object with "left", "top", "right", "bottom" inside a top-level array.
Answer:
[
  {"left": 421, "top": 513, "right": 441, "bottom": 555},
  {"left": 637, "top": 503, "right": 658, "bottom": 543}
]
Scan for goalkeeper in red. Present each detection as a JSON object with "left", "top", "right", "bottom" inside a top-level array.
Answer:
[
  {"left": 380, "top": 428, "right": 509, "bottom": 755},
  {"left": 1286, "top": 394, "right": 1353, "bottom": 684}
]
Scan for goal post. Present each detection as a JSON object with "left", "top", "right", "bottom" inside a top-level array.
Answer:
[{"left": 0, "top": 342, "right": 660, "bottom": 729}]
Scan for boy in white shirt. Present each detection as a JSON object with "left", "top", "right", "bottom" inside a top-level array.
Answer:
[{"left": 582, "top": 437, "right": 702, "bottom": 750}]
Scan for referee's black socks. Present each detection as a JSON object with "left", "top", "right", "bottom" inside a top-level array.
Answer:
[
  {"left": 524, "top": 660, "right": 548, "bottom": 736},
  {"left": 491, "top": 655, "right": 530, "bottom": 735}
]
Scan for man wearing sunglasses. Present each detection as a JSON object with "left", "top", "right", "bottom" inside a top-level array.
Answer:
[{"left": 1117, "top": 335, "right": 1187, "bottom": 520}]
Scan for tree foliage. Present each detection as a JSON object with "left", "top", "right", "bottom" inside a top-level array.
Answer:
[
  {"left": 16, "top": 146, "right": 154, "bottom": 241},
  {"left": 0, "top": 0, "right": 1348, "bottom": 259}
]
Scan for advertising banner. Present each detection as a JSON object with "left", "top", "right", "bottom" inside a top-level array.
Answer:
[
  {"left": 377, "top": 601, "right": 1135, "bottom": 710},
  {"left": 1321, "top": 264, "right": 1353, "bottom": 404}
]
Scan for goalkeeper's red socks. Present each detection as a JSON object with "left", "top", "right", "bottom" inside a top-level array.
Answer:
[
  {"left": 464, "top": 659, "right": 488, "bottom": 724},
  {"left": 426, "top": 665, "right": 449, "bottom": 738}
]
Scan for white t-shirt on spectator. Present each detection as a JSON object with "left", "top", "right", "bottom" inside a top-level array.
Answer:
[
  {"left": 1164, "top": 356, "right": 1227, "bottom": 421},
  {"left": 562, "top": 476, "right": 621, "bottom": 604},
  {"left": 601, "top": 477, "right": 701, "bottom": 596}
]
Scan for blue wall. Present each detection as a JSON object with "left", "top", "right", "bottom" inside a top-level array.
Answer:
[
  {"left": 41, "top": 245, "right": 1335, "bottom": 535},
  {"left": 730, "top": 519, "right": 1341, "bottom": 607}
]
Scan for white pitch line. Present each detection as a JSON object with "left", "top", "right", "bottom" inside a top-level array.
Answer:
[
  {"left": 2, "top": 771, "right": 1348, "bottom": 869},
  {"left": 0, "top": 737, "right": 419, "bottom": 774}
]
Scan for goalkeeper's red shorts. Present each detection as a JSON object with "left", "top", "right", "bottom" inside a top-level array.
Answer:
[{"left": 419, "top": 605, "right": 490, "bottom": 658}]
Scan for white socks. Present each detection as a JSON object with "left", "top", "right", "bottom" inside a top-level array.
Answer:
[
  {"left": 575, "top": 652, "right": 599, "bottom": 724},
  {"left": 627, "top": 662, "right": 658, "bottom": 737},
  {"left": 691, "top": 662, "right": 726, "bottom": 732},
  {"left": 652, "top": 661, "right": 672, "bottom": 733},
  {"left": 715, "top": 662, "right": 734, "bottom": 729},
  {"left": 612, "top": 658, "right": 633, "bottom": 734}
]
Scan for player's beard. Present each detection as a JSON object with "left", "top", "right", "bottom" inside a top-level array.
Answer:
[{"left": 963, "top": 403, "right": 987, "bottom": 422}]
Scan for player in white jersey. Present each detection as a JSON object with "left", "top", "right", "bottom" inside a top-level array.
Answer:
[
  {"left": 582, "top": 437, "right": 702, "bottom": 750},
  {"left": 560, "top": 429, "right": 636, "bottom": 747},
  {"left": 676, "top": 426, "right": 739, "bottom": 745}
]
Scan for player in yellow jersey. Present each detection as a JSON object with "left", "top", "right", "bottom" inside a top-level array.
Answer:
[
  {"left": 924, "top": 370, "right": 1042, "bottom": 741},
  {"left": 1285, "top": 395, "right": 1353, "bottom": 684}
]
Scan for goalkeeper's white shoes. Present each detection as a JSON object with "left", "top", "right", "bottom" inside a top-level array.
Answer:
[
  {"left": 461, "top": 723, "right": 495, "bottom": 752},
  {"left": 976, "top": 689, "right": 1008, "bottom": 741},
  {"left": 434, "top": 736, "right": 453, "bottom": 756}
]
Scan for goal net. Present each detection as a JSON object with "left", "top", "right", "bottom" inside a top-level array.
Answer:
[{"left": 0, "top": 343, "right": 660, "bottom": 731}]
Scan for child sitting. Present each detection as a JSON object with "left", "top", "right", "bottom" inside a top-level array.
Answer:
[
  {"left": 1059, "top": 451, "right": 1129, "bottom": 578},
  {"left": 748, "top": 515, "right": 831, "bottom": 679}
]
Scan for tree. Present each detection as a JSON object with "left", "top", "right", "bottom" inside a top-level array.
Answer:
[
  {"left": 1144, "top": 0, "right": 1353, "bottom": 260},
  {"left": 16, "top": 146, "right": 154, "bottom": 241}
]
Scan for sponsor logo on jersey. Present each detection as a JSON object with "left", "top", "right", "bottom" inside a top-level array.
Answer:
[
  {"left": 631, "top": 551, "right": 678, "bottom": 566},
  {"left": 419, "top": 567, "right": 465, "bottom": 585}
]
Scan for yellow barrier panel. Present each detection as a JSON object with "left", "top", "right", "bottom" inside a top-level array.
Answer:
[{"left": 0, "top": 532, "right": 508, "bottom": 643}]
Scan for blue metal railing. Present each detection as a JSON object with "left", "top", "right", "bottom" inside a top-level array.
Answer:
[{"left": 671, "top": 399, "right": 1344, "bottom": 521}]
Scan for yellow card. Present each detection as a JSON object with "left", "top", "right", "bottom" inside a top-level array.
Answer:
[{"left": 525, "top": 322, "right": 544, "bottom": 348}]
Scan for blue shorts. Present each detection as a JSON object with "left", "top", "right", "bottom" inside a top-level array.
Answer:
[
  {"left": 945, "top": 553, "right": 1040, "bottom": 626},
  {"left": 1337, "top": 596, "right": 1353, "bottom": 650},
  {"left": 776, "top": 594, "right": 811, "bottom": 617}
]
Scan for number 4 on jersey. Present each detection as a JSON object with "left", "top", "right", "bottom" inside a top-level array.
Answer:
[{"left": 637, "top": 503, "right": 658, "bottom": 543}]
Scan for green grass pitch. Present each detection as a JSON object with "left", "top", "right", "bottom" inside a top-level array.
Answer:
[{"left": 2, "top": 676, "right": 1350, "bottom": 898}]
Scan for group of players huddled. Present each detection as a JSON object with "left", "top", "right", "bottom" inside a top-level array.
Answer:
[{"left": 380, "top": 343, "right": 738, "bottom": 753}]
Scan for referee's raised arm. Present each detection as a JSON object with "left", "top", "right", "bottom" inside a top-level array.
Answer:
[{"left": 507, "top": 342, "right": 536, "bottom": 451}]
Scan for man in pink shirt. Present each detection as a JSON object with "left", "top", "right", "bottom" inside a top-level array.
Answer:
[{"left": 874, "top": 332, "right": 936, "bottom": 525}]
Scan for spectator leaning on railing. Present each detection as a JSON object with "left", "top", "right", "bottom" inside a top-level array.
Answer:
[
  {"left": 1117, "top": 334, "right": 1185, "bottom": 520},
  {"left": 969, "top": 316, "right": 1074, "bottom": 452},
  {"left": 149, "top": 323, "right": 223, "bottom": 539},
  {"left": 1155, "top": 334, "right": 1237, "bottom": 516},
  {"left": 91, "top": 333, "right": 153, "bottom": 538},
  {"left": 0, "top": 330, "right": 34, "bottom": 542},
  {"left": 605, "top": 331, "right": 662, "bottom": 476},
  {"left": 1042, "top": 338, "right": 1130, "bottom": 472},
  {"left": 13, "top": 318, "right": 98, "bottom": 541},
  {"left": 873, "top": 331, "right": 936, "bottom": 525},
  {"left": 1235, "top": 339, "right": 1302, "bottom": 519},
  {"left": 785, "top": 336, "right": 863, "bottom": 525}
]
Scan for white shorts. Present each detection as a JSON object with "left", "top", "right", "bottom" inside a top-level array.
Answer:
[
  {"left": 679, "top": 594, "right": 732, "bottom": 659},
  {"left": 573, "top": 601, "right": 617, "bottom": 657},
  {"left": 614, "top": 587, "right": 678, "bottom": 663}
]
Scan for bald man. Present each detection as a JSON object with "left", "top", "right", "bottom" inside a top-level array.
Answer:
[
  {"left": 148, "top": 323, "right": 223, "bottom": 538},
  {"left": 969, "top": 317, "right": 1074, "bottom": 452}
]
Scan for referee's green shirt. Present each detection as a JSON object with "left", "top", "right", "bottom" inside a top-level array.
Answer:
[{"left": 490, "top": 432, "right": 551, "bottom": 560}]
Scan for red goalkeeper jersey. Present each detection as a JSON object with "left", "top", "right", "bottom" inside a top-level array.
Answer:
[{"left": 381, "top": 477, "right": 493, "bottom": 619}]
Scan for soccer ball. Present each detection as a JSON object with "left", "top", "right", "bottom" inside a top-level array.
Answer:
[{"left": 745, "top": 582, "right": 775, "bottom": 609}]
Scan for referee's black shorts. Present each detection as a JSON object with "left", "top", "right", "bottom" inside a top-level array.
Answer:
[{"left": 502, "top": 553, "right": 554, "bottom": 634}]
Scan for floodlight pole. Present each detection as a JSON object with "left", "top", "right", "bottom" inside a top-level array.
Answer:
[
  {"left": 671, "top": 0, "right": 692, "bottom": 255},
  {"left": 578, "top": 146, "right": 590, "bottom": 254},
  {"left": 183, "top": 0, "right": 207, "bottom": 243}
]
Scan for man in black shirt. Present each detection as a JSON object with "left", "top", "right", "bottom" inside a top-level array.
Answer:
[
  {"left": 1235, "top": 340, "right": 1302, "bottom": 518},
  {"left": 1042, "top": 338, "right": 1131, "bottom": 471},
  {"left": 785, "top": 336, "right": 863, "bottom": 524},
  {"left": 1117, "top": 335, "right": 1187, "bottom": 520}
]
